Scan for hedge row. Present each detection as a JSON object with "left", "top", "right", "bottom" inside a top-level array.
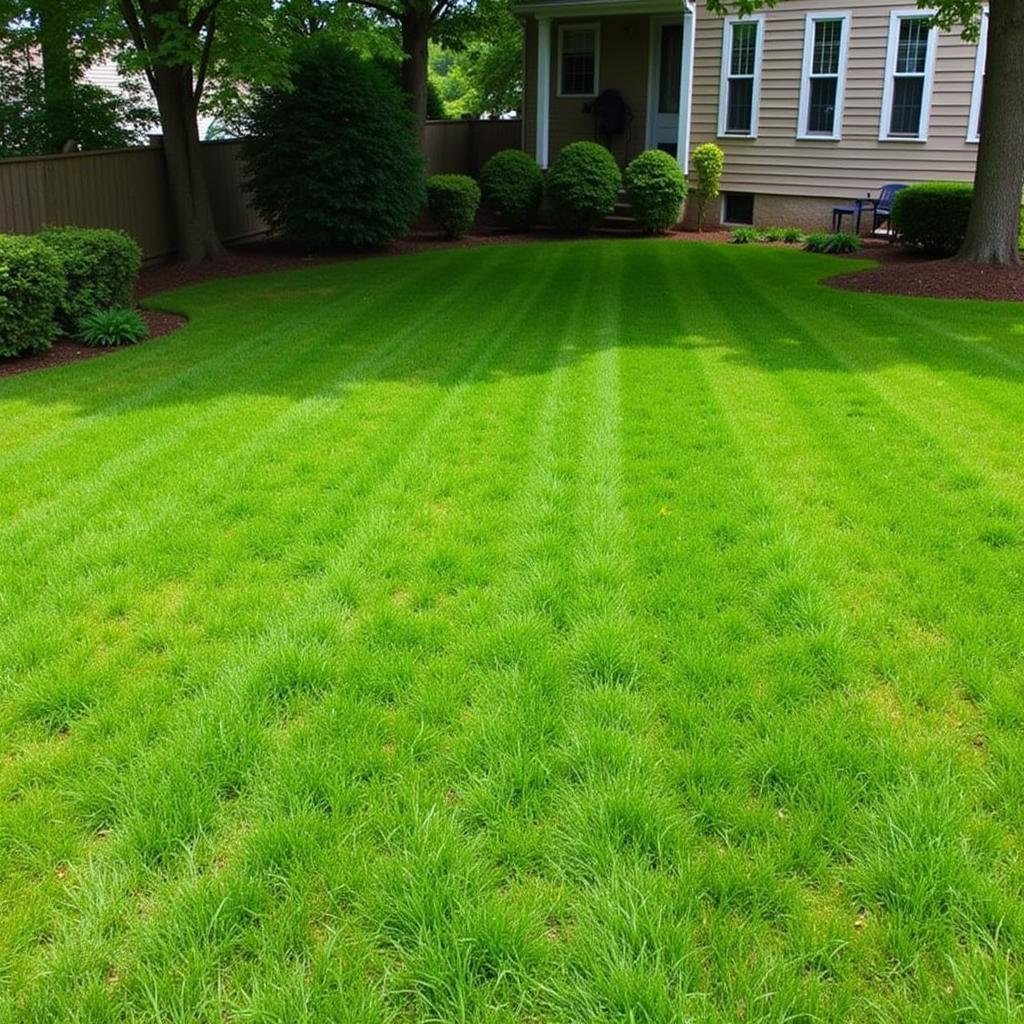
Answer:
[{"left": 0, "top": 227, "right": 142, "bottom": 358}]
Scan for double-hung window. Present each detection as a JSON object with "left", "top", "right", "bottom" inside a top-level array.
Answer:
[
  {"left": 558, "top": 24, "right": 599, "bottom": 98},
  {"left": 797, "top": 13, "right": 850, "bottom": 139},
  {"left": 880, "top": 10, "right": 937, "bottom": 140},
  {"left": 967, "top": 7, "right": 989, "bottom": 142},
  {"left": 718, "top": 17, "right": 763, "bottom": 137}
]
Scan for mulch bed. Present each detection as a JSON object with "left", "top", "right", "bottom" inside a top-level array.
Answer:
[
  {"left": 4, "top": 228, "right": 1020, "bottom": 381},
  {"left": 0, "top": 309, "right": 187, "bottom": 381},
  {"left": 825, "top": 243, "right": 1024, "bottom": 302}
]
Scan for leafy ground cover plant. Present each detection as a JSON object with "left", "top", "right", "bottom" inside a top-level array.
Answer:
[
  {"left": 803, "top": 231, "right": 863, "bottom": 254},
  {"left": 730, "top": 226, "right": 760, "bottom": 244},
  {"left": 76, "top": 307, "right": 148, "bottom": 347}
]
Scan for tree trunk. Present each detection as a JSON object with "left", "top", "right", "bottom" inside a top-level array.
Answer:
[
  {"left": 957, "top": 0, "right": 1024, "bottom": 265},
  {"left": 152, "top": 65, "right": 225, "bottom": 262},
  {"left": 36, "top": 0, "right": 76, "bottom": 152},
  {"left": 400, "top": 12, "right": 430, "bottom": 152}
]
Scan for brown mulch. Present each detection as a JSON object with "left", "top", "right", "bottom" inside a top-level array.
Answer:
[
  {"left": 0, "top": 309, "right": 186, "bottom": 381},
  {"left": 826, "top": 245, "right": 1024, "bottom": 302}
]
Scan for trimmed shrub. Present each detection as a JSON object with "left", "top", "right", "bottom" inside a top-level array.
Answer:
[
  {"left": 891, "top": 182, "right": 973, "bottom": 255},
  {"left": 426, "top": 174, "right": 481, "bottom": 239},
  {"left": 545, "top": 141, "right": 621, "bottom": 232},
  {"left": 623, "top": 149, "right": 688, "bottom": 234},
  {"left": 0, "top": 234, "right": 66, "bottom": 357},
  {"left": 244, "top": 38, "right": 424, "bottom": 250},
  {"left": 479, "top": 149, "right": 543, "bottom": 230},
  {"left": 77, "top": 307, "right": 147, "bottom": 347},
  {"left": 729, "top": 227, "right": 759, "bottom": 244},
  {"left": 803, "top": 231, "right": 863, "bottom": 254},
  {"left": 691, "top": 142, "right": 725, "bottom": 232},
  {"left": 38, "top": 227, "right": 141, "bottom": 330}
]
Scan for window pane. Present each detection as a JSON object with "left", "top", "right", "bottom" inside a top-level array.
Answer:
[
  {"left": 889, "top": 76, "right": 924, "bottom": 135},
  {"left": 730, "top": 22, "right": 758, "bottom": 76},
  {"left": 561, "top": 30, "right": 595, "bottom": 94},
  {"left": 896, "top": 18, "right": 929, "bottom": 74},
  {"left": 812, "top": 19, "right": 842, "bottom": 75},
  {"left": 724, "top": 192, "right": 754, "bottom": 224},
  {"left": 658, "top": 24, "right": 683, "bottom": 114},
  {"left": 726, "top": 77, "right": 753, "bottom": 133},
  {"left": 807, "top": 77, "right": 838, "bottom": 134}
]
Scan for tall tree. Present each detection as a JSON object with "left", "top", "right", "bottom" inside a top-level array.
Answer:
[
  {"left": 345, "top": 0, "right": 474, "bottom": 148},
  {"left": 933, "top": 0, "right": 1023, "bottom": 265},
  {"left": 115, "top": 0, "right": 276, "bottom": 261}
]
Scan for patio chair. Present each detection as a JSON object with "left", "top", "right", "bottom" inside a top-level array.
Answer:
[{"left": 866, "top": 183, "right": 908, "bottom": 238}]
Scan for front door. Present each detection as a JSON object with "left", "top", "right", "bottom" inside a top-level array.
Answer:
[{"left": 649, "top": 19, "right": 684, "bottom": 156}]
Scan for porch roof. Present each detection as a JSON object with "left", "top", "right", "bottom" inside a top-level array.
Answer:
[{"left": 514, "top": 0, "right": 690, "bottom": 16}]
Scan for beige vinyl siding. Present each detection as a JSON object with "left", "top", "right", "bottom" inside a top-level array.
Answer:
[{"left": 691, "top": 0, "right": 980, "bottom": 197}]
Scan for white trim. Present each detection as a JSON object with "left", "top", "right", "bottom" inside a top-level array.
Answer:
[
  {"left": 678, "top": 3, "right": 696, "bottom": 172},
  {"left": 536, "top": 17, "right": 552, "bottom": 168},
  {"left": 557, "top": 22, "right": 600, "bottom": 98},
  {"left": 879, "top": 8, "right": 938, "bottom": 142},
  {"left": 717, "top": 15, "right": 764, "bottom": 139},
  {"left": 967, "top": 7, "right": 988, "bottom": 142},
  {"left": 796, "top": 11, "right": 851, "bottom": 140}
]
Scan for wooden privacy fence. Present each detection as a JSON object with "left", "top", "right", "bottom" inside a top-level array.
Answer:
[{"left": 0, "top": 119, "right": 523, "bottom": 263}]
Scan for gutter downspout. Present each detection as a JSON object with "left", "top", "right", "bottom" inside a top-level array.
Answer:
[{"left": 678, "top": 0, "right": 697, "bottom": 175}]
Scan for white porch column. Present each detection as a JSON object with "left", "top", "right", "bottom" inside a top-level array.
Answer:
[
  {"left": 676, "top": 3, "right": 696, "bottom": 173},
  {"left": 535, "top": 17, "right": 552, "bottom": 168}
]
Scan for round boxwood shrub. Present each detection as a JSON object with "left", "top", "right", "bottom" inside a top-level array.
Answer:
[
  {"left": 891, "top": 182, "right": 973, "bottom": 255},
  {"left": 545, "top": 141, "right": 622, "bottom": 232},
  {"left": 623, "top": 149, "right": 688, "bottom": 234},
  {"left": 479, "top": 149, "right": 543, "bottom": 230},
  {"left": 243, "top": 38, "right": 424, "bottom": 250},
  {"left": 426, "top": 174, "right": 481, "bottom": 239},
  {"left": 38, "top": 226, "right": 141, "bottom": 331},
  {"left": 0, "top": 234, "right": 66, "bottom": 357}
]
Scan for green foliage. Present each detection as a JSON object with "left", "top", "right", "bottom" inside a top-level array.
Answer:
[
  {"left": 892, "top": 182, "right": 974, "bottom": 255},
  {"left": 781, "top": 226, "right": 805, "bottom": 244},
  {"left": 76, "top": 307, "right": 148, "bottom": 347},
  {"left": 243, "top": 38, "right": 424, "bottom": 250},
  {"left": 691, "top": 142, "right": 725, "bottom": 231},
  {"left": 757, "top": 226, "right": 806, "bottom": 244},
  {"left": 545, "top": 141, "right": 621, "bottom": 233},
  {"left": 38, "top": 227, "right": 142, "bottom": 330},
  {"left": 623, "top": 150, "right": 688, "bottom": 234},
  {"left": 803, "top": 231, "right": 863, "bottom": 254},
  {"left": 426, "top": 174, "right": 481, "bottom": 239},
  {"left": 0, "top": 234, "right": 66, "bottom": 357},
  {"left": 729, "top": 227, "right": 759, "bottom": 244},
  {"left": 479, "top": 149, "right": 542, "bottom": 230}
]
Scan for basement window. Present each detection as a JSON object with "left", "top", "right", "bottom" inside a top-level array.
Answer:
[{"left": 722, "top": 192, "right": 755, "bottom": 225}]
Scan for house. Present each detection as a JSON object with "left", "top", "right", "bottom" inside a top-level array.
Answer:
[{"left": 513, "top": 0, "right": 987, "bottom": 230}]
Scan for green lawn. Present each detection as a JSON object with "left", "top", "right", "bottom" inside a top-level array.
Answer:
[{"left": 2, "top": 239, "right": 1024, "bottom": 1023}]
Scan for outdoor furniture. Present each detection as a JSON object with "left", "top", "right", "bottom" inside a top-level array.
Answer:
[
  {"left": 832, "top": 203, "right": 862, "bottom": 233},
  {"left": 858, "top": 183, "right": 908, "bottom": 238}
]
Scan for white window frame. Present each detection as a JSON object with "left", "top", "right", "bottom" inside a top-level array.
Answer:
[
  {"left": 557, "top": 23, "right": 600, "bottom": 99},
  {"left": 879, "top": 8, "right": 938, "bottom": 142},
  {"left": 796, "top": 12, "right": 851, "bottom": 140},
  {"left": 717, "top": 15, "right": 764, "bottom": 138},
  {"left": 967, "top": 7, "right": 988, "bottom": 142}
]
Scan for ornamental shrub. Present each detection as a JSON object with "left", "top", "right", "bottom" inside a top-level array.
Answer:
[
  {"left": 803, "top": 231, "right": 863, "bottom": 254},
  {"left": 38, "top": 227, "right": 141, "bottom": 330},
  {"left": 426, "top": 174, "right": 481, "bottom": 239},
  {"left": 479, "top": 150, "right": 543, "bottom": 230},
  {"left": 691, "top": 142, "right": 724, "bottom": 232},
  {"left": 77, "top": 307, "right": 147, "bottom": 347},
  {"left": 243, "top": 38, "right": 424, "bottom": 250},
  {"left": 891, "top": 182, "right": 973, "bottom": 255},
  {"left": 729, "top": 227, "right": 759, "bottom": 244},
  {"left": 545, "top": 141, "right": 621, "bottom": 232},
  {"left": 0, "top": 234, "right": 66, "bottom": 357},
  {"left": 623, "top": 149, "right": 688, "bottom": 234}
]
